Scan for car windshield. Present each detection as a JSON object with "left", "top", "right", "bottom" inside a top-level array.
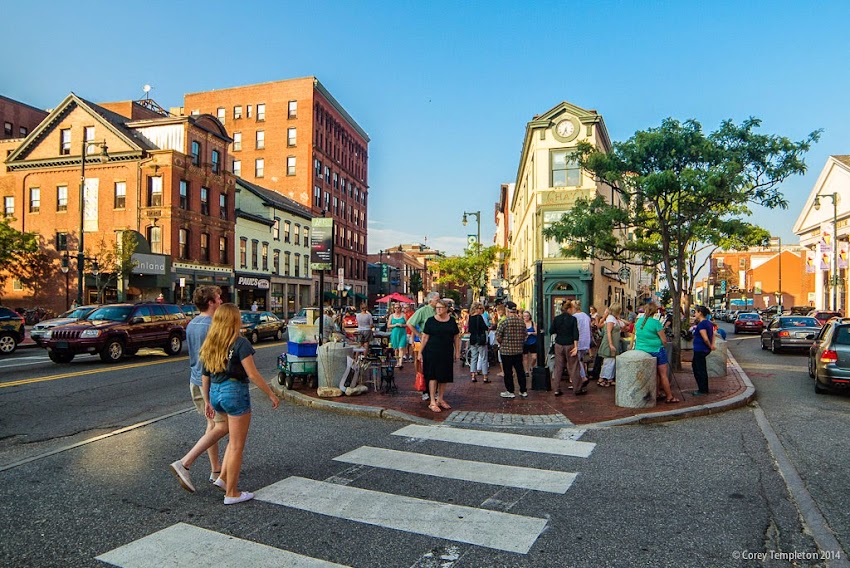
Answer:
[
  {"left": 87, "top": 306, "right": 133, "bottom": 322},
  {"left": 780, "top": 317, "right": 819, "bottom": 328},
  {"left": 816, "top": 312, "right": 841, "bottom": 319},
  {"left": 834, "top": 325, "right": 850, "bottom": 345},
  {"left": 60, "top": 307, "right": 94, "bottom": 319},
  {"left": 241, "top": 313, "right": 259, "bottom": 324},
  {"left": 738, "top": 314, "right": 760, "bottom": 320}
]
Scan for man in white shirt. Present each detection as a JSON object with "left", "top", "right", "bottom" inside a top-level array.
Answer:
[{"left": 572, "top": 300, "right": 592, "bottom": 382}]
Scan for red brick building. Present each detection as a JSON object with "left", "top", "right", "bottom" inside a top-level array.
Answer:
[
  {"left": 183, "top": 77, "right": 370, "bottom": 305},
  {"left": 0, "top": 93, "right": 235, "bottom": 312},
  {"left": 1, "top": 95, "right": 48, "bottom": 141}
]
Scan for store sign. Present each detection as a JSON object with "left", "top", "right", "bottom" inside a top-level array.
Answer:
[
  {"left": 131, "top": 253, "right": 166, "bottom": 275},
  {"left": 311, "top": 217, "right": 333, "bottom": 271},
  {"left": 237, "top": 276, "right": 270, "bottom": 289}
]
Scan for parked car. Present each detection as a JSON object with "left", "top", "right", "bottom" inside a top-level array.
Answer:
[
  {"left": 289, "top": 307, "right": 320, "bottom": 325},
  {"left": 179, "top": 304, "right": 200, "bottom": 320},
  {"left": 808, "top": 317, "right": 850, "bottom": 394},
  {"left": 760, "top": 316, "right": 820, "bottom": 353},
  {"left": 30, "top": 305, "right": 100, "bottom": 346},
  {"left": 807, "top": 310, "right": 843, "bottom": 325},
  {"left": 734, "top": 312, "right": 764, "bottom": 334},
  {"left": 240, "top": 311, "right": 285, "bottom": 344},
  {"left": 0, "top": 306, "right": 26, "bottom": 355},
  {"left": 43, "top": 303, "right": 188, "bottom": 363},
  {"left": 725, "top": 310, "right": 740, "bottom": 323}
]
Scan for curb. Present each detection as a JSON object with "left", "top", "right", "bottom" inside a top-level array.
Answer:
[{"left": 272, "top": 353, "right": 757, "bottom": 430}]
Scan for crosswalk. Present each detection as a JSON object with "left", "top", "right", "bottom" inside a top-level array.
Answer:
[{"left": 97, "top": 424, "right": 596, "bottom": 566}]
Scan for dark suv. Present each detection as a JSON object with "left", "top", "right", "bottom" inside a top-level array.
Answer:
[
  {"left": 44, "top": 303, "right": 188, "bottom": 363},
  {"left": 0, "top": 306, "right": 26, "bottom": 355}
]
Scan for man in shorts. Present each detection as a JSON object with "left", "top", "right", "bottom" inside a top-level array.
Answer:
[{"left": 170, "top": 286, "right": 228, "bottom": 493}]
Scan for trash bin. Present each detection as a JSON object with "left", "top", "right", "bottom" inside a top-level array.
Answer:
[{"left": 317, "top": 342, "right": 354, "bottom": 389}]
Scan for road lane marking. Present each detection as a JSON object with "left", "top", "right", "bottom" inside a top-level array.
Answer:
[
  {"left": 0, "top": 342, "right": 281, "bottom": 388},
  {"left": 255, "top": 476, "right": 548, "bottom": 554},
  {"left": 96, "top": 522, "right": 349, "bottom": 567},
  {"left": 392, "top": 424, "right": 596, "bottom": 458},
  {"left": 333, "top": 446, "right": 577, "bottom": 493}
]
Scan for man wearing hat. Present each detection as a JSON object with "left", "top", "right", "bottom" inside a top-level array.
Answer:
[{"left": 495, "top": 301, "right": 528, "bottom": 398}]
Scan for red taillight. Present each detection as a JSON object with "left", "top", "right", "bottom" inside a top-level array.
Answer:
[
  {"left": 821, "top": 350, "right": 839, "bottom": 364},
  {"left": 778, "top": 331, "right": 790, "bottom": 337}
]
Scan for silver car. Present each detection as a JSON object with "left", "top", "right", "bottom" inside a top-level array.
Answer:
[{"left": 30, "top": 305, "right": 99, "bottom": 346}]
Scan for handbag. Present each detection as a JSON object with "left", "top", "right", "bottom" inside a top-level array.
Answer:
[{"left": 414, "top": 371, "right": 426, "bottom": 392}]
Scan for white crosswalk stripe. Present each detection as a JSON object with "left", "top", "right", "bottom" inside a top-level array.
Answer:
[
  {"left": 333, "top": 445, "right": 577, "bottom": 493},
  {"left": 392, "top": 424, "right": 596, "bottom": 457},
  {"left": 96, "top": 522, "right": 350, "bottom": 567},
  {"left": 255, "top": 476, "right": 548, "bottom": 554}
]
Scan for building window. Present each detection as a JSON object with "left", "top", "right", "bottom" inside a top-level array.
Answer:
[
  {"left": 324, "top": 166, "right": 330, "bottom": 183},
  {"left": 219, "top": 193, "right": 227, "bottom": 220},
  {"left": 179, "top": 180, "right": 188, "bottom": 209},
  {"left": 315, "top": 158, "right": 322, "bottom": 178},
  {"left": 29, "top": 188, "right": 40, "bottom": 213},
  {"left": 294, "top": 224, "right": 301, "bottom": 245},
  {"left": 303, "top": 227, "right": 309, "bottom": 247},
  {"left": 324, "top": 191, "right": 330, "bottom": 210},
  {"left": 200, "top": 187, "right": 209, "bottom": 215},
  {"left": 247, "top": 105, "right": 253, "bottom": 118},
  {"left": 19, "top": 127, "right": 27, "bottom": 137},
  {"left": 551, "top": 149, "right": 580, "bottom": 187},
  {"left": 148, "top": 226, "right": 162, "bottom": 254},
  {"left": 294, "top": 253, "right": 300, "bottom": 277},
  {"left": 234, "top": 105, "right": 242, "bottom": 119},
  {"left": 114, "top": 182, "right": 126, "bottom": 209},
  {"left": 288, "top": 100, "right": 297, "bottom": 118},
  {"left": 251, "top": 239, "right": 259, "bottom": 269},
  {"left": 284, "top": 220, "right": 291, "bottom": 243},
  {"left": 57, "top": 185, "right": 68, "bottom": 212},
  {"left": 273, "top": 250, "right": 280, "bottom": 274},
  {"left": 211, "top": 150, "right": 220, "bottom": 174},
  {"left": 178, "top": 228, "right": 189, "bottom": 259},
  {"left": 257, "top": 103, "right": 265, "bottom": 121},
  {"left": 262, "top": 242, "right": 269, "bottom": 271},
  {"left": 216, "top": 107, "right": 225, "bottom": 123},
  {"left": 200, "top": 233, "right": 210, "bottom": 261},
  {"left": 3, "top": 122, "right": 11, "bottom": 136},
  {"left": 3, "top": 196, "right": 14, "bottom": 217},
  {"left": 273, "top": 218, "right": 280, "bottom": 240},
  {"left": 333, "top": 172, "right": 338, "bottom": 189},
  {"left": 255, "top": 158, "right": 264, "bottom": 178},
  {"left": 233, "top": 132, "right": 242, "bottom": 151},
  {"left": 191, "top": 141, "right": 201, "bottom": 166},
  {"left": 240, "top": 237, "right": 248, "bottom": 268},
  {"left": 303, "top": 255, "right": 309, "bottom": 277},
  {"left": 314, "top": 186, "right": 321, "bottom": 208},
  {"left": 287, "top": 127, "right": 296, "bottom": 147},
  {"left": 287, "top": 156, "right": 296, "bottom": 176},
  {"left": 284, "top": 251, "right": 291, "bottom": 276},
  {"left": 232, "top": 160, "right": 241, "bottom": 176},
  {"left": 256, "top": 130, "right": 264, "bottom": 149},
  {"left": 60, "top": 129, "right": 71, "bottom": 155},
  {"left": 148, "top": 176, "right": 163, "bottom": 206},
  {"left": 220, "top": 236, "right": 228, "bottom": 264}
]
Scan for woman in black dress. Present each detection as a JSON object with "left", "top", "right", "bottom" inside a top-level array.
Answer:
[{"left": 419, "top": 298, "right": 461, "bottom": 413}]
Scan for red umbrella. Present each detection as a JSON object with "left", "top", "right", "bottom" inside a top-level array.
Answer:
[{"left": 376, "top": 292, "right": 415, "bottom": 304}]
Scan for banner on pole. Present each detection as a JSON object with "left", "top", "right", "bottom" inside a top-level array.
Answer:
[
  {"left": 839, "top": 242, "right": 849, "bottom": 270},
  {"left": 820, "top": 224, "right": 833, "bottom": 253},
  {"left": 806, "top": 250, "right": 816, "bottom": 273},
  {"left": 820, "top": 251, "right": 830, "bottom": 271}
]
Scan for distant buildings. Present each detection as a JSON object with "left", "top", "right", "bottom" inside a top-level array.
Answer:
[{"left": 1, "top": 95, "right": 47, "bottom": 141}]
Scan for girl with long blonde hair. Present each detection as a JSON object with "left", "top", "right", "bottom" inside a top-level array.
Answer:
[{"left": 174, "top": 303, "right": 279, "bottom": 505}]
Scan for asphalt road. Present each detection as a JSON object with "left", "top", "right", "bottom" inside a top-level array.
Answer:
[{"left": 0, "top": 327, "right": 847, "bottom": 567}]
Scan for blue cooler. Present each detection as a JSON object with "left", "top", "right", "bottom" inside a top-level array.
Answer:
[{"left": 287, "top": 341, "right": 318, "bottom": 357}]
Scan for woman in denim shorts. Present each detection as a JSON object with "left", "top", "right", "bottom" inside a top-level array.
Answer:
[{"left": 199, "top": 304, "right": 279, "bottom": 504}]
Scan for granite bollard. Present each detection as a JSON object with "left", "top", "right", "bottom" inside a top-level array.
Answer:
[
  {"left": 615, "top": 349, "right": 658, "bottom": 408},
  {"left": 706, "top": 337, "right": 728, "bottom": 378}
]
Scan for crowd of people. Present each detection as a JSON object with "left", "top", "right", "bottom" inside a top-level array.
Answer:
[{"left": 168, "top": 288, "right": 718, "bottom": 504}]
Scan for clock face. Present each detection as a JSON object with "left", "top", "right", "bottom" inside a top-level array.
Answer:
[{"left": 556, "top": 119, "right": 575, "bottom": 137}]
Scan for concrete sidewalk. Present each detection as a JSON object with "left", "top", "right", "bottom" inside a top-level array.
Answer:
[{"left": 274, "top": 348, "right": 755, "bottom": 429}]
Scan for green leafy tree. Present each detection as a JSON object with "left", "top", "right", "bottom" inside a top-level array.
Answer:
[
  {"left": 433, "top": 245, "right": 509, "bottom": 302},
  {"left": 87, "top": 232, "right": 138, "bottom": 303},
  {"left": 543, "top": 117, "right": 819, "bottom": 368},
  {"left": 409, "top": 271, "right": 423, "bottom": 299},
  {"left": 0, "top": 218, "right": 39, "bottom": 299},
  {"left": 17, "top": 238, "right": 60, "bottom": 302}
]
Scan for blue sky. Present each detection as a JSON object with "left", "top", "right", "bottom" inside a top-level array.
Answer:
[{"left": 4, "top": 0, "right": 849, "bottom": 256}]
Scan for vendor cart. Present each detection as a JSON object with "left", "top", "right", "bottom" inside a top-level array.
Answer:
[{"left": 277, "top": 352, "right": 318, "bottom": 390}]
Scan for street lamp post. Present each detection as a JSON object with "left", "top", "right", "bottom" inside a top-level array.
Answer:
[
  {"left": 60, "top": 252, "right": 70, "bottom": 310},
  {"left": 77, "top": 139, "right": 109, "bottom": 305},
  {"left": 462, "top": 210, "right": 481, "bottom": 253},
  {"left": 770, "top": 236, "right": 783, "bottom": 314},
  {"left": 814, "top": 193, "right": 840, "bottom": 311}
]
